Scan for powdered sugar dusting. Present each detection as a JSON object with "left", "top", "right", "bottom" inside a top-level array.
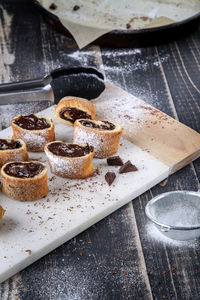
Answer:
[
  {"left": 146, "top": 222, "right": 200, "bottom": 249},
  {"left": 73, "top": 126, "right": 105, "bottom": 157},
  {"left": 0, "top": 105, "right": 169, "bottom": 283},
  {"left": 93, "top": 83, "right": 154, "bottom": 131},
  {"left": 73, "top": 121, "right": 121, "bottom": 158},
  {"left": 22, "top": 132, "right": 47, "bottom": 150},
  {"left": 12, "top": 117, "right": 54, "bottom": 152},
  {"left": 5, "top": 151, "right": 26, "bottom": 163},
  {"left": 0, "top": 151, "right": 27, "bottom": 168},
  {"left": 0, "top": 102, "right": 50, "bottom": 129},
  {"left": 102, "top": 51, "right": 169, "bottom": 73},
  {"left": 68, "top": 48, "right": 169, "bottom": 73},
  {"left": 92, "top": 82, "right": 176, "bottom": 151},
  {"left": 45, "top": 149, "right": 92, "bottom": 178}
]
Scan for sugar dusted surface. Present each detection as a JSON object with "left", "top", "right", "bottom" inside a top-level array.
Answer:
[
  {"left": 73, "top": 126, "right": 104, "bottom": 157},
  {"left": 146, "top": 222, "right": 200, "bottom": 249},
  {"left": 0, "top": 106, "right": 169, "bottom": 283},
  {"left": 13, "top": 119, "right": 53, "bottom": 151},
  {"left": 93, "top": 83, "right": 157, "bottom": 131},
  {"left": 73, "top": 121, "right": 122, "bottom": 157},
  {"left": 1, "top": 151, "right": 26, "bottom": 162},
  {"left": 22, "top": 131, "right": 48, "bottom": 149},
  {"left": 45, "top": 150, "right": 91, "bottom": 177}
]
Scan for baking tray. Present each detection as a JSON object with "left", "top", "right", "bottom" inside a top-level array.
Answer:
[{"left": 33, "top": 0, "right": 200, "bottom": 47}]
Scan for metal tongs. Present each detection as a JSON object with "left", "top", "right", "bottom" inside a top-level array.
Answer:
[{"left": 0, "top": 67, "right": 105, "bottom": 105}]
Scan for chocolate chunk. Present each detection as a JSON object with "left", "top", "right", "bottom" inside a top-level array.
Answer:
[
  {"left": 73, "top": 5, "right": 80, "bottom": 11},
  {"left": 49, "top": 3, "right": 57, "bottom": 10},
  {"left": 126, "top": 23, "right": 131, "bottom": 29},
  {"left": 119, "top": 160, "right": 138, "bottom": 173},
  {"left": 105, "top": 172, "right": 116, "bottom": 186},
  {"left": 107, "top": 156, "right": 123, "bottom": 166}
]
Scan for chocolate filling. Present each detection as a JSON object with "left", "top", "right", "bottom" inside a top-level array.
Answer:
[
  {"left": 79, "top": 120, "right": 115, "bottom": 130},
  {"left": 14, "top": 114, "right": 50, "bottom": 130},
  {"left": 59, "top": 107, "right": 91, "bottom": 123},
  {"left": 4, "top": 162, "right": 45, "bottom": 178},
  {"left": 48, "top": 142, "right": 94, "bottom": 157},
  {"left": 0, "top": 139, "right": 22, "bottom": 150}
]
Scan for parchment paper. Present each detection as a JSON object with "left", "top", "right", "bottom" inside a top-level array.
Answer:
[{"left": 39, "top": 0, "right": 200, "bottom": 48}]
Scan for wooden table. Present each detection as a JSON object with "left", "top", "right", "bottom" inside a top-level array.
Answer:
[{"left": 0, "top": 1, "right": 200, "bottom": 299}]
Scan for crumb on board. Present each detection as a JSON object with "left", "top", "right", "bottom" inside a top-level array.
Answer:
[
  {"left": 49, "top": 3, "right": 57, "bottom": 10},
  {"left": 73, "top": 5, "right": 80, "bottom": 11}
]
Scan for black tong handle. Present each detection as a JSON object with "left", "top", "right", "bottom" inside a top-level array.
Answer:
[{"left": 0, "top": 67, "right": 104, "bottom": 92}]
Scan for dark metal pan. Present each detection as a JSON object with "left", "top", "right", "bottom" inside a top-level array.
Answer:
[{"left": 33, "top": 0, "right": 200, "bottom": 47}]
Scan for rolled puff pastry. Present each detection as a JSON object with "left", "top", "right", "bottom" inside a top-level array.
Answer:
[
  {"left": 45, "top": 141, "right": 94, "bottom": 179},
  {"left": 11, "top": 114, "right": 55, "bottom": 152},
  {"left": 0, "top": 205, "right": 5, "bottom": 221},
  {"left": 73, "top": 119, "right": 122, "bottom": 158},
  {"left": 55, "top": 96, "right": 96, "bottom": 126},
  {"left": 0, "top": 138, "right": 28, "bottom": 168},
  {"left": 1, "top": 161, "right": 48, "bottom": 201}
]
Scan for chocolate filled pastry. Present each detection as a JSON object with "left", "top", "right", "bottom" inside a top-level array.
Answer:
[
  {"left": 11, "top": 114, "right": 55, "bottom": 152},
  {"left": 73, "top": 119, "right": 123, "bottom": 158},
  {"left": 1, "top": 161, "right": 48, "bottom": 201},
  {"left": 44, "top": 141, "right": 94, "bottom": 179},
  {"left": 55, "top": 96, "right": 96, "bottom": 126},
  {"left": 0, "top": 138, "right": 28, "bottom": 168},
  {"left": 0, "top": 205, "right": 5, "bottom": 221}
]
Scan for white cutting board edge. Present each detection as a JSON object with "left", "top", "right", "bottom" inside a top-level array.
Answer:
[{"left": 0, "top": 106, "right": 169, "bottom": 283}]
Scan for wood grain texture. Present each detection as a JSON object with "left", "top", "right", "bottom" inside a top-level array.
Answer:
[
  {"left": 0, "top": 2, "right": 154, "bottom": 300},
  {"left": 101, "top": 27, "right": 200, "bottom": 300},
  {"left": 0, "top": 1, "right": 200, "bottom": 299},
  {"left": 93, "top": 82, "right": 200, "bottom": 172}
]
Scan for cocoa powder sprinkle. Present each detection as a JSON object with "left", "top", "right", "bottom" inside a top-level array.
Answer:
[{"left": 25, "top": 250, "right": 32, "bottom": 255}]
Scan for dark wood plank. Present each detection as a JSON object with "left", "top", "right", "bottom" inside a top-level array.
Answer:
[
  {"left": 0, "top": 2, "right": 51, "bottom": 129},
  {"left": 157, "top": 29, "right": 200, "bottom": 181},
  {"left": 101, "top": 25, "right": 200, "bottom": 300},
  {"left": 101, "top": 46, "right": 175, "bottom": 117},
  {"left": 0, "top": 1, "right": 101, "bottom": 128},
  {"left": 157, "top": 35, "right": 200, "bottom": 132},
  {"left": 0, "top": 2, "right": 153, "bottom": 300},
  {"left": 1, "top": 1, "right": 200, "bottom": 300},
  {"left": 134, "top": 166, "right": 200, "bottom": 300}
]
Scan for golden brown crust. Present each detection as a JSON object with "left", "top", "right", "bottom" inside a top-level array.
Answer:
[
  {"left": 1, "top": 161, "right": 48, "bottom": 201},
  {"left": 0, "top": 139, "right": 29, "bottom": 168},
  {"left": 44, "top": 141, "right": 94, "bottom": 179},
  {"left": 55, "top": 96, "right": 96, "bottom": 126},
  {"left": 73, "top": 119, "right": 123, "bottom": 158},
  {"left": 0, "top": 205, "right": 5, "bottom": 221},
  {"left": 11, "top": 115, "right": 55, "bottom": 152}
]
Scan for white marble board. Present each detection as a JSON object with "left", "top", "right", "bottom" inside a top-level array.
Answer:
[{"left": 0, "top": 106, "right": 169, "bottom": 283}]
